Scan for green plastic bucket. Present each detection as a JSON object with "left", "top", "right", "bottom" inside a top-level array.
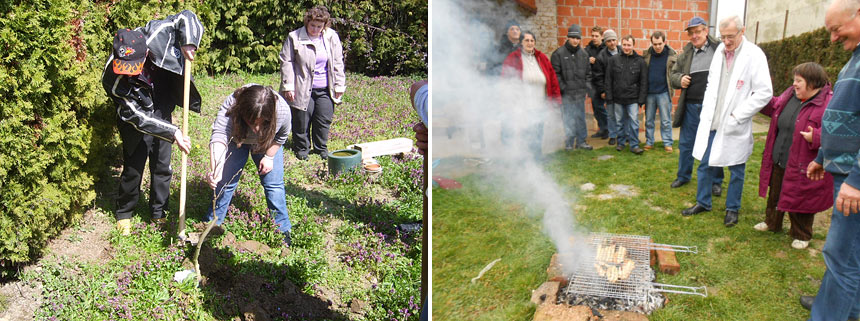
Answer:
[{"left": 328, "top": 149, "right": 362, "bottom": 176}]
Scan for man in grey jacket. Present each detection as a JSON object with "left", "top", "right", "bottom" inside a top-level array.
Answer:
[
  {"left": 551, "top": 24, "right": 594, "bottom": 150},
  {"left": 669, "top": 17, "right": 724, "bottom": 196}
]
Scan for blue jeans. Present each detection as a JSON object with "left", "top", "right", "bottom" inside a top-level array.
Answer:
[
  {"left": 677, "top": 103, "right": 724, "bottom": 185},
  {"left": 645, "top": 92, "right": 673, "bottom": 147},
  {"left": 695, "top": 131, "right": 745, "bottom": 211},
  {"left": 591, "top": 96, "right": 608, "bottom": 132},
  {"left": 206, "top": 143, "right": 292, "bottom": 233},
  {"left": 605, "top": 100, "right": 618, "bottom": 139},
  {"left": 562, "top": 96, "right": 587, "bottom": 147},
  {"left": 811, "top": 174, "right": 860, "bottom": 320},
  {"left": 613, "top": 103, "right": 640, "bottom": 147}
]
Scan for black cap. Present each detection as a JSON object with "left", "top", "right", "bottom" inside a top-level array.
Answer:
[{"left": 112, "top": 28, "right": 147, "bottom": 75}]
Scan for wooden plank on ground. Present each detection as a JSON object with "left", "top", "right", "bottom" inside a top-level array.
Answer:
[{"left": 350, "top": 137, "right": 413, "bottom": 159}]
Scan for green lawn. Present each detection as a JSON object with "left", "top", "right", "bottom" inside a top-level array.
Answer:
[
  {"left": 24, "top": 72, "right": 424, "bottom": 321},
  {"left": 432, "top": 135, "right": 829, "bottom": 320}
]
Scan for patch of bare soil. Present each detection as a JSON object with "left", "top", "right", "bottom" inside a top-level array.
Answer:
[
  {"left": 0, "top": 209, "right": 114, "bottom": 320},
  {"left": 197, "top": 245, "right": 347, "bottom": 320}
]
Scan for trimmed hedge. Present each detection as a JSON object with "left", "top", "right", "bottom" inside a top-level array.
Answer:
[
  {"left": 759, "top": 27, "right": 852, "bottom": 92},
  {"left": 0, "top": 0, "right": 426, "bottom": 276}
]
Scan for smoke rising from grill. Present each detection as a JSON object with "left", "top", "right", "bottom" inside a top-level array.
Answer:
[{"left": 432, "top": 0, "right": 591, "bottom": 275}]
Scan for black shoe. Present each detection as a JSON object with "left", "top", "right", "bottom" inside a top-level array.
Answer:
[
  {"left": 712, "top": 184, "right": 722, "bottom": 197},
  {"left": 616, "top": 145, "right": 624, "bottom": 151},
  {"left": 724, "top": 210, "right": 739, "bottom": 227},
  {"left": 682, "top": 204, "right": 710, "bottom": 216},
  {"left": 800, "top": 295, "right": 814, "bottom": 311},
  {"left": 608, "top": 138, "right": 616, "bottom": 145},
  {"left": 296, "top": 154, "right": 308, "bottom": 161},
  {"left": 576, "top": 143, "right": 593, "bottom": 151},
  {"left": 670, "top": 179, "right": 688, "bottom": 188},
  {"left": 319, "top": 151, "right": 328, "bottom": 160},
  {"left": 591, "top": 132, "right": 603, "bottom": 138},
  {"left": 283, "top": 230, "right": 292, "bottom": 247},
  {"left": 631, "top": 147, "right": 644, "bottom": 155}
]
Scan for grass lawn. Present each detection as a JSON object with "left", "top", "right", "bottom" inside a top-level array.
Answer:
[
  {"left": 18, "top": 72, "right": 424, "bottom": 321},
  {"left": 432, "top": 135, "right": 829, "bottom": 320}
]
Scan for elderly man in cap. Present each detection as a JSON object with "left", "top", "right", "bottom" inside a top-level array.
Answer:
[
  {"left": 551, "top": 24, "right": 594, "bottom": 150},
  {"left": 592, "top": 29, "right": 620, "bottom": 145},
  {"left": 680, "top": 15, "right": 772, "bottom": 226},
  {"left": 101, "top": 10, "right": 204, "bottom": 235},
  {"left": 801, "top": 0, "right": 860, "bottom": 318},
  {"left": 670, "top": 16, "right": 725, "bottom": 196}
]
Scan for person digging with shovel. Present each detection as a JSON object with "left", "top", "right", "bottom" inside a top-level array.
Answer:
[
  {"left": 102, "top": 10, "right": 204, "bottom": 236},
  {"left": 206, "top": 84, "right": 294, "bottom": 246}
]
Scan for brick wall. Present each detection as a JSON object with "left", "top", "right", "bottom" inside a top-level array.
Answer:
[
  {"left": 555, "top": 0, "right": 710, "bottom": 54},
  {"left": 518, "top": 0, "right": 560, "bottom": 54}
]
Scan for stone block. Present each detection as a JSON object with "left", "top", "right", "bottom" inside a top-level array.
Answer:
[
  {"left": 533, "top": 304, "right": 593, "bottom": 321},
  {"left": 656, "top": 250, "right": 680, "bottom": 275},
  {"left": 530, "top": 281, "right": 560, "bottom": 305}
]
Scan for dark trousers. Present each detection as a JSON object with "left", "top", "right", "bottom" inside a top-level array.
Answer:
[
  {"left": 291, "top": 88, "right": 334, "bottom": 157},
  {"left": 765, "top": 165, "right": 815, "bottom": 241},
  {"left": 591, "top": 95, "right": 608, "bottom": 132},
  {"left": 116, "top": 133, "right": 173, "bottom": 220}
]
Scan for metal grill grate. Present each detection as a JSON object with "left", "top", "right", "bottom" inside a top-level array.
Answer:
[{"left": 565, "top": 232, "right": 653, "bottom": 301}]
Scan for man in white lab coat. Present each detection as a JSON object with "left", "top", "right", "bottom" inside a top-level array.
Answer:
[{"left": 680, "top": 15, "right": 773, "bottom": 227}]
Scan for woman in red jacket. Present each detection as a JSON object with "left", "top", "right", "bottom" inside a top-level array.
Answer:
[
  {"left": 500, "top": 31, "right": 561, "bottom": 157},
  {"left": 756, "top": 62, "right": 833, "bottom": 249}
]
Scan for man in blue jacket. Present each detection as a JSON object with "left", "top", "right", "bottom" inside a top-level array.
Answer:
[
  {"left": 101, "top": 10, "right": 204, "bottom": 235},
  {"left": 804, "top": 0, "right": 860, "bottom": 319}
]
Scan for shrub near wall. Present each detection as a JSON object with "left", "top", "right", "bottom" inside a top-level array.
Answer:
[
  {"left": 759, "top": 27, "right": 852, "bottom": 91},
  {"left": 0, "top": 0, "right": 103, "bottom": 271}
]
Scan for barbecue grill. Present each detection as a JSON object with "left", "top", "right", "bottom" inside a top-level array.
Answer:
[{"left": 564, "top": 232, "right": 707, "bottom": 302}]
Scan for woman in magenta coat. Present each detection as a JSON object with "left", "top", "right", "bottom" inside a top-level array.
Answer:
[{"left": 756, "top": 62, "right": 833, "bottom": 249}]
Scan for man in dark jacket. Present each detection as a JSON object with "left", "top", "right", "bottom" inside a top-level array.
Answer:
[
  {"left": 605, "top": 34, "right": 647, "bottom": 155},
  {"left": 585, "top": 26, "right": 609, "bottom": 138},
  {"left": 592, "top": 29, "right": 620, "bottom": 145},
  {"left": 642, "top": 31, "right": 678, "bottom": 152},
  {"left": 102, "top": 10, "right": 204, "bottom": 235},
  {"left": 551, "top": 24, "right": 593, "bottom": 150},
  {"left": 669, "top": 17, "right": 724, "bottom": 195}
]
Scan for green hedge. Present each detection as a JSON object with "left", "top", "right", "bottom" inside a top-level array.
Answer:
[
  {"left": 0, "top": 0, "right": 104, "bottom": 271},
  {"left": 759, "top": 27, "right": 852, "bottom": 92},
  {"left": 0, "top": 0, "right": 426, "bottom": 275},
  {"left": 205, "top": 0, "right": 427, "bottom": 76}
]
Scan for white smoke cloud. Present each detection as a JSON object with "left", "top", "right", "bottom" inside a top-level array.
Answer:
[{"left": 432, "top": 0, "right": 593, "bottom": 275}]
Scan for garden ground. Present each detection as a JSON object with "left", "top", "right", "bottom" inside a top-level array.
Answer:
[{"left": 0, "top": 72, "right": 424, "bottom": 321}]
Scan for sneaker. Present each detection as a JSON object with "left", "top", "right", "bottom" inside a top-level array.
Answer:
[
  {"left": 631, "top": 146, "right": 644, "bottom": 155},
  {"left": 753, "top": 222, "right": 768, "bottom": 231},
  {"left": 608, "top": 138, "right": 616, "bottom": 145},
  {"left": 792, "top": 239, "right": 810, "bottom": 249},
  {"left": 643, "top": 145, "right": 652, "bottom": 150},
  {"left": 616, "top": 145, "right": 624, "bottom": 151},
  {"left": 575, "top": 143, "right": 593, "bottom": 150},
  {"left": 117, "top": 219, "right": 131, "bottom": 236},
  {"left": 665, "top": 146, "right": 673, "bottom": 153},
  {"left": 565, "top": 145, "right": 574, "bottom": 150}
]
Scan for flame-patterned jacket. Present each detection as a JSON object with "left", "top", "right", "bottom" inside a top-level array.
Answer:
[{"left": 101, "top": 10, "right": 204, "bottom": 155}]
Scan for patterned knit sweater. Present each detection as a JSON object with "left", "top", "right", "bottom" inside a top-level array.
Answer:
[{"left": 816, "top": 46, "right": 860, "bottom": 187}]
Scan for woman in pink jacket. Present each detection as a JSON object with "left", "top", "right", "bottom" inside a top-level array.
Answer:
[{"left": 756, "top": 62, "right": 833, "bottom": 249}]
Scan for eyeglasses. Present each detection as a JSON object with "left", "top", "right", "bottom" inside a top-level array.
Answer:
[{"left": 720, "top": 31, "right": 742, "bottom": 41}]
